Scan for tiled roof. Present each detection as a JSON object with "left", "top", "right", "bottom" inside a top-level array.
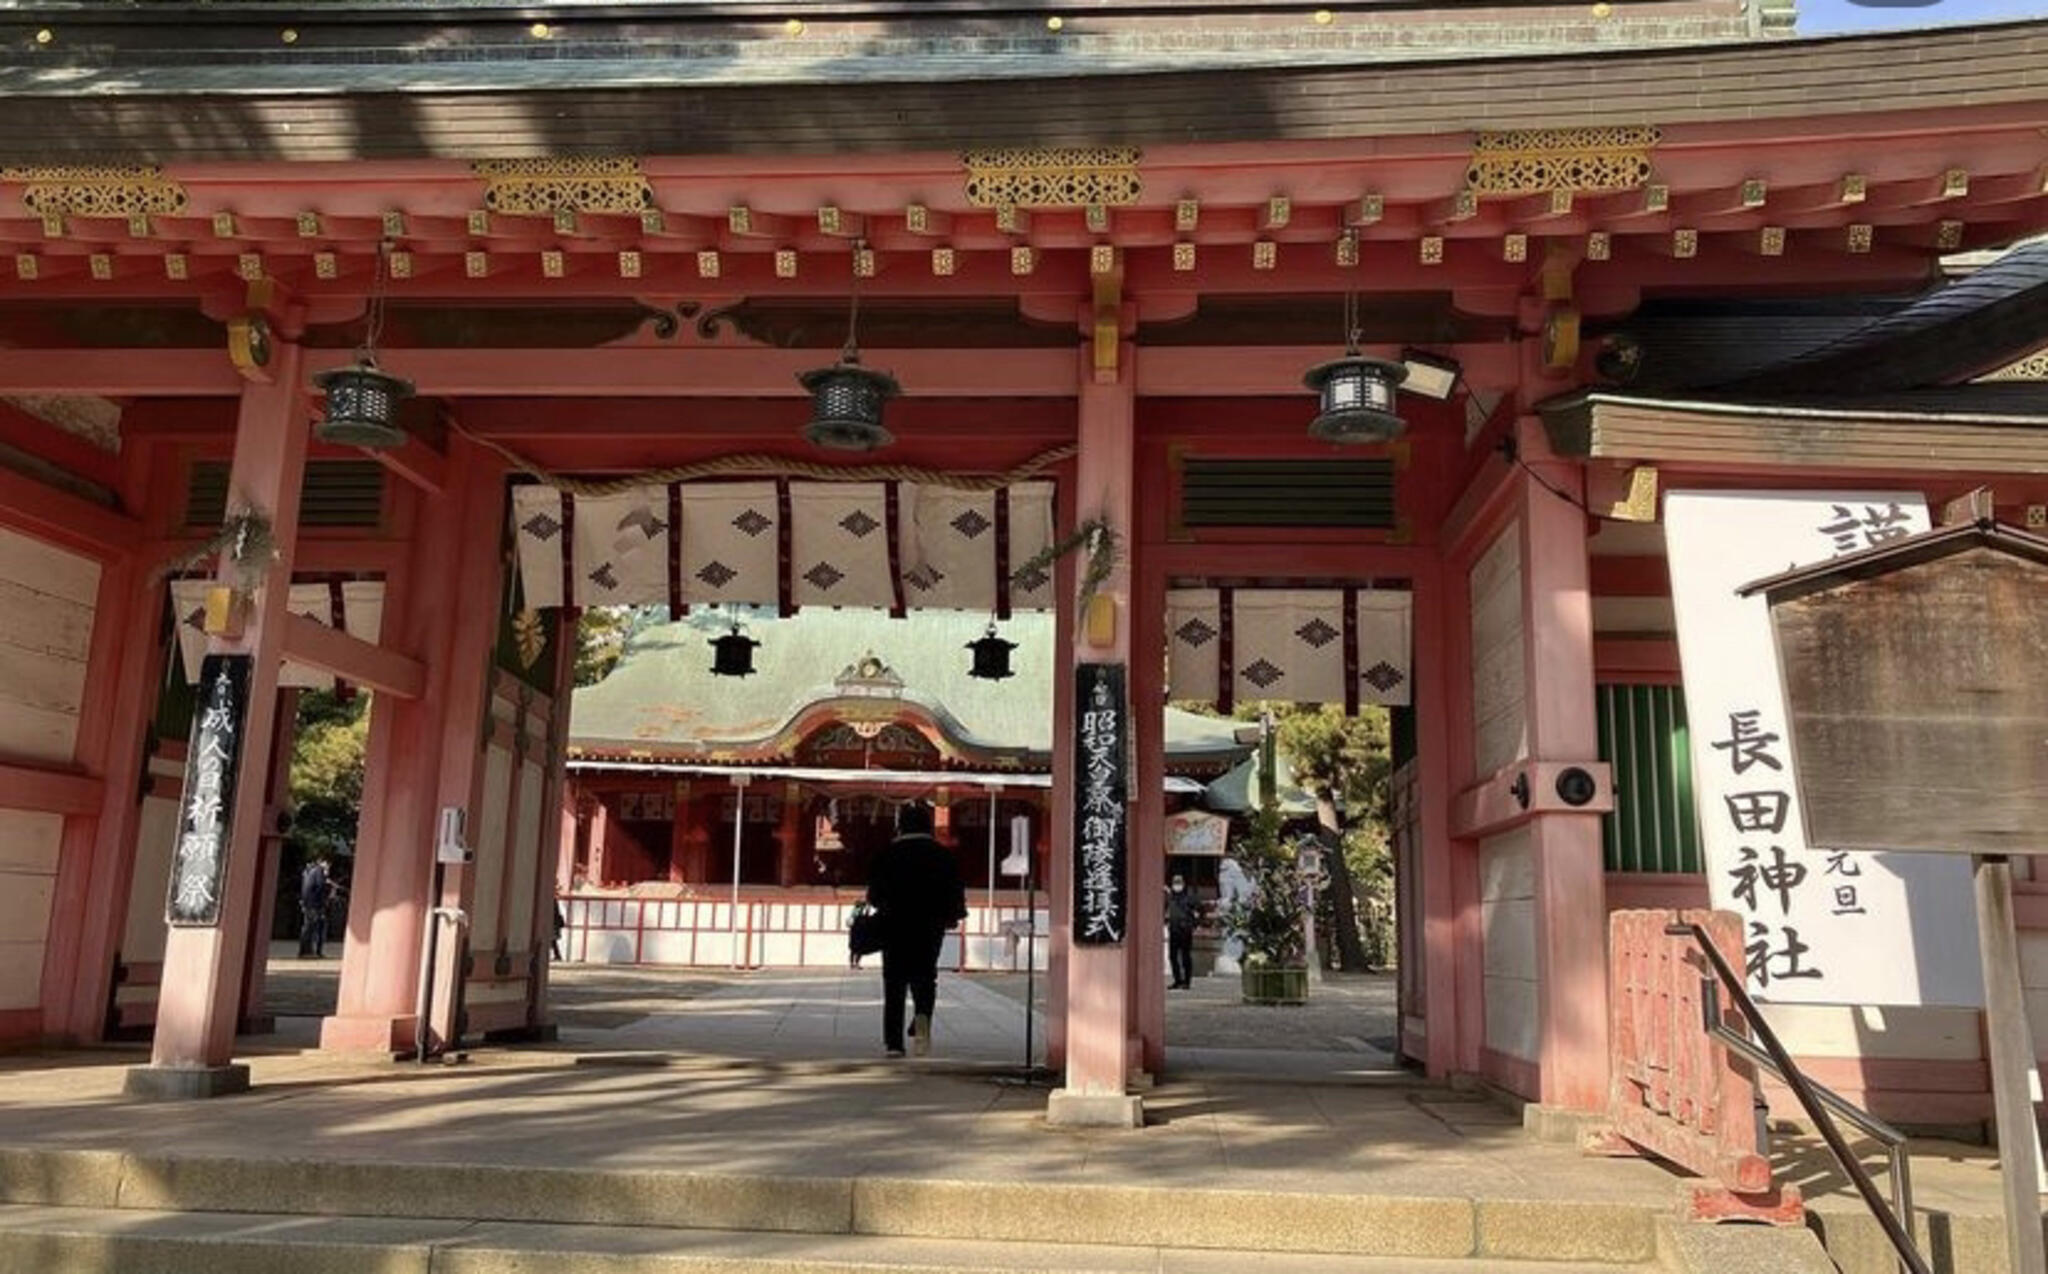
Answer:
[
  {"left": 7, "top": 18, "right": 2046, "bottom": 162},
  {"left": 569, "top": 607, "right": 1248, "bottom": 768}
]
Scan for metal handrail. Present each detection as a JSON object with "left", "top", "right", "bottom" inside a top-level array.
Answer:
[{"left": 1664, "top": 921, "right": 1929, "bottom": 1274}]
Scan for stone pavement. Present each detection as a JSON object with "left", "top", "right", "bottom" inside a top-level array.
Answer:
[{"left": 2, "top": 959, "right": 2032, "bottom": 1272}]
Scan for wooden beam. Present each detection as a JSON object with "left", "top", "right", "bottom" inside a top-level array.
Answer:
[
  {"left": 0, "top": 349, "right": 243, "bottom": 396},
  {"left": 369, "top": 430, "right": 448, "bottom": 495},
  {"left": 279, "top": 611, "right": 425, "bottom": 700},
  {"left": 0, "top": 465, "right": 143, "bottom": 560},
  {"left": 1135, "top": 344, "right": 1521, "bottom": 397},
  {"left": 0, "top": 761, "right": 104, "bottom": 816}
]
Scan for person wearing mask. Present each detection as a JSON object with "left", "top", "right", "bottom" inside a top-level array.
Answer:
[
  {"left": 1166, "top": 873, "right": 1202, "bottom": 990},
  {"left": 865, "top": 801, "right": 967, "bottom": 1058}
]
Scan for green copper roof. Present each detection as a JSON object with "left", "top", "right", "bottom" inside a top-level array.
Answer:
[{"left": 569, "top": 607, "right": 1247, "bottom": 770}]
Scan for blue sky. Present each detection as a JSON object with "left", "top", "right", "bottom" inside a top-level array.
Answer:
[{"left": 1800, "top": 0, "right": 2048, "bottom": 35}]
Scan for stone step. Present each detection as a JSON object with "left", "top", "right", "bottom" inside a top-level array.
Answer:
[
  {"left": 0, "top": 1147, "right": 1664, "bottom": 1264},
  {"left": 0, "top": 1203, "right": 1663, "bottom": 1274}
]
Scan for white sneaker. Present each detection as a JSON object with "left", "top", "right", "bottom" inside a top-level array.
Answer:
[{"left": 911, "top": 1013, "right": 931, "bottom": 1057}]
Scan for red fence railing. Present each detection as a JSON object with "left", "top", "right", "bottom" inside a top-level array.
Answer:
[{"left": 1603, "top": 908, "right": 1772, "bottom": 1195}]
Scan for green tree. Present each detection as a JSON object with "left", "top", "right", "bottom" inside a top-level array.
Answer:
[
  {"left": 1273, "top": 704, "right": 1393, "bottom": 972},
  {"left": 288, "top": 689, "right": 369, "bottom": 860}
]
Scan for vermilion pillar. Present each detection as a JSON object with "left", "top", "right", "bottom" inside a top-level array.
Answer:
[
  {"left": 422, "top": 442, "right": 513, "bottom": 1054},
  {"left": 323, "top": 435, "right": 502, "bottom": 1054},
  {"left": 776, "top": 781, "right": 804, "bottom": 886},
  {"left": 131, "top": 341, "right": 308, "bottom": 1096},
  {"left": 1517, "top": 427, "right": 1610, "bottom": 1112},
  {"left": 1048, "top": 343, "right": 1141, "bottom": 1128}
]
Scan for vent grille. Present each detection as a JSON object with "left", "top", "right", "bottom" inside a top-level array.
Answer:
[
  {"left": 1180, "top": 458, "right": 1395, "bottom": 528},
  {"left": 185, "top": 460, "right": 386, "bottom": 529}
]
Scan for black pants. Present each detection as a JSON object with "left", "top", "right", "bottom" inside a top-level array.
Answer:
[
  {"left": 881, "top": 929, "right": 944, "bottom": 1051},
  {"left": 299, "top": 904, "right": 327, "bottom": 957},
  {"left": 1168, "top": 926, "right": 1195, "bottom": 988}
]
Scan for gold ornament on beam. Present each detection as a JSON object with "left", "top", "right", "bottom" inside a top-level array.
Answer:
[
  {"left": 1464, "top": 126, "right": 1659, "bottom": 196},
  {"left": 962, "top": 146, "right": 1143, "bottom": 209},
  {"left": 1, "top": 164, "right": 189, "bottom": 220},
  {"left": 474, "top": 156, "right": 655, "bottom": 217}
]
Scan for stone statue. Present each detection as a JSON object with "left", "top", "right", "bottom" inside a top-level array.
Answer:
[{"left": 1213, "top": 855, "right": 1255, "bottom": 975}]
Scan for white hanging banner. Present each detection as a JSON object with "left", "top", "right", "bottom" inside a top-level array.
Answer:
[
  {"left": 172, "top": 580, "right": 385, "bottom": 690},
  {"left": 1163, "top": 586, "right": 1412, "bottom": 710},
  {"left": 1665, "top": 490, "right": 1981, "bottom": 1008},
  {"left": 569, "top": 489, "right": 672, "bottom": 609},
  {"left": 678, "top": 480, "right": 783, "bottom": 611},
  {"left": 510, "top": 478, "right": 1055, "bottom": 615},
  {"left": 1355, "top": 590, "right": 1413, "bottom": 708},
  {"left": 1232, "top": 589, "right": 1348, "bottom": 706},
  {"left": 1165, "top": 588, "right": 1223, "bottom": 704},
  {"left": 789, "top": 482, "right": 900, "bottom": 611}
]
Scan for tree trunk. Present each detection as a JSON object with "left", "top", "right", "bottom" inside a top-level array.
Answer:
[{"left": 1316, "top": 790, "right": 1373, "bottom": 972}]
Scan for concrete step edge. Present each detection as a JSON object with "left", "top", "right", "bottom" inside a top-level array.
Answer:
[
  {"left": 0, "top": 1203, "right": 1663, "bottom": 1274},
  {"left": 0, "top": 1146, "right": 1663, "bottom": 1264}
]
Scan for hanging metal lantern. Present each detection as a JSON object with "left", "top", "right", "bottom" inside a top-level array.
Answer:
[
  {"left": 798, "top": 355, "right": 899, "bottom": 451},
  {"left": 709, "top": 625, "right": 760, "bottom": 677},
  {"left": 314, "top": 360, "right": 415, "bottom": 449},
  {"left": 966, "top": 624, "right": 1017, "bottom": 681},
  {"left": 1303, "top": 353, "right": 1408, "bottom": 445}
]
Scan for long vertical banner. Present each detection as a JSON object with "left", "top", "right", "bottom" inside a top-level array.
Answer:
[
  {"left": 1665, "top": 491, "right": 1981, "bottom": 1006},
  {"left": 1073, "top": 662, "right": 1129, "bottom": 945},
  {"left": 166, "top": 652, "right": 252, "bottom": 927}
]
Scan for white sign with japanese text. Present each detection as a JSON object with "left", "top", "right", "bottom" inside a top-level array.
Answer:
[{"left": 1666, "top": 490, "right": 1982, "bottom": 1007}]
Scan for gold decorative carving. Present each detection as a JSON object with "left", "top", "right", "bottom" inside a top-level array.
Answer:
[
  {"left": 474, "top": 157, "right": 654, "bottom": 216},
  {"left": 1465, "top": 127, "right": 1659, "bottom": 196},
  {"left": 963, "top": 146, "right": 1143, "bottom": 209},
  {"left": 1, "top": 164, "right": 189, "bottom": 219},
  {"left": 1978, "top": 348, "right": 2048, "bottom": 382}
]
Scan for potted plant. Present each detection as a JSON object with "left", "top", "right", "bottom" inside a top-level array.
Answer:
[{"left": 1221, "top": 799, "right": 1312, "bottom": 1005}]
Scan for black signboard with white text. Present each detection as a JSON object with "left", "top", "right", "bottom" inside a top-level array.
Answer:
[
  {"left": 166, "top": 653, "right": 252, "bottom": 927},
  {"left": 1072, "top": 661, "right": 1128, "bottom": 945}
]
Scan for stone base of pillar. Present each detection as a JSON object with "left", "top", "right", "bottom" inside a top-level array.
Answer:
[
  {"left": 1045, "top": 1088, "right": 1143, "bottom": 1128},
  {"left": 1523, "top": 1102, "right": 1610, "bottom": 1146},
  {"left": 318, "top": 1012, "right": 417, "bottom": 1055},
  {"left": 123, "top": 1063, "right": 251, "bottom": 1101}
]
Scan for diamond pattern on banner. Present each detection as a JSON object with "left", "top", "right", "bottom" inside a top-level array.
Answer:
[
  {"left": 511, "top": 484, "right": 570, "bottom": 609},
  {"left": 904, "top": 481, "right": 1056, "bottom": 612},
  {"left": 1232, "top": 590, "right": 1347, "bottom": 706},
  {"left": 568, "top": 490, "right": 672, "bottom": 608},
  {"left": 791, "top": 482, "right": 898, "bottom": 609},
  {"left": 512, "top": 478, "right": 1059, "bottom": 615},
  {"left": 1354, "top": 590, "right": 1413, "bottom": 707},
  {"left": 1164, "top": 589, "right": 1222, "bottom": 703},
  {"left": 1007, "top": 483, "right": 1056, "bottom": 611},
  {"left": 680, "top": 482, "right": 781, "bottom": 609},
  {"left": 172, "top": 580, "right": 386, "bottom": 690}
]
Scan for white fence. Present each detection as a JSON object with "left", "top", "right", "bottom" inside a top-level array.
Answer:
[{"left": 560, "top": 892, "right": 1051, "bottom": 971}]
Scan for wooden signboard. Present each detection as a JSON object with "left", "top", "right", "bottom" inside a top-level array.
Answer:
[
  {"left": 166, "top": 653, "right": 252, "bottom": 927},
  {"left": 1747, "top": 520, "right": 2048, "bottom": 1274},
  {"left": 1748, "top": 527, "right": 2048, "bottom": 857},
  {"left": 1073, "top": 662, "right": 1128, "bottom": 945}
]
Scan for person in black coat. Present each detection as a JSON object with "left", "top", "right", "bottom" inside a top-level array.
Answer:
[{"left": 865, "top": 801, "right": 967, "bottom": 1058}]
